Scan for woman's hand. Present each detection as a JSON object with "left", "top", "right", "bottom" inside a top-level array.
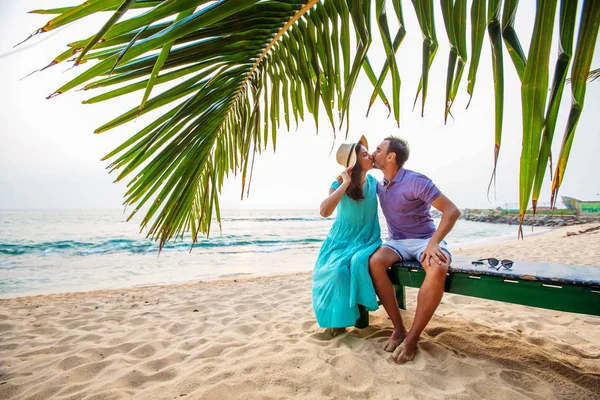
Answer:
[
  {"left": 319, "top": 167, "right": 353, "bottom": 217},
  {"left": 341, "top": 166, "right": 353, "bottom": 186}
]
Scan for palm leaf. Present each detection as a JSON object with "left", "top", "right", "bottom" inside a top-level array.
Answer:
[
  {"left": 38, "top": 0, "right": 214, "bottom": 71},
  {"left": 518, "top": 0, "right": 557, "bottom": 235},
  {"left": 551, "top": 0, "right": 600, "bottom": 207},
  {"left": 441, "top": 0, "right": 458, "bottom": 123},
  {"left": 29, "top": 2, "right": 161, "bottom": 15},
  {"left": 531, "top": 0, "right": 578, "bottom": 214},
  {"left": 466, "top": 0, "right": 486, "bottom": 107},
  {"left": 374, "top": 0, "right": 402, "bottom": 126},
  {"left": 365, "top": 0, "right": 405, "bottom": 118},
  {"left": 501, "top": 0, "right": 527, "bottom": 81},
  {"left": 486, "top": 0, "right": 504, "bottom": 197},
  {"left": 74, "top": 0, "right": 137, "bottom": 66},
  {"left": 137, "top": 8, "right": 195, "bottom": 114},
  {"left": 441, "top": 0, "right": 468, "bottom": 122},
  {"left": 448, "top": 0, "right": 467, "bottom": 114},
  {"left": 411, "top": 0, "right": 438, "bottom": 117}
]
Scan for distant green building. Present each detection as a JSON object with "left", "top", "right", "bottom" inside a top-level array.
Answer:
[
  {"left": 580, "top": 202, "right": 600, "bottom": 214},
  {"left": 562, "top": 196, "right": 600, "bottom": 215}
]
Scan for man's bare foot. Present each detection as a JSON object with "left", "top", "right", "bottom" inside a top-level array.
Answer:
[
  {"left": 392, "top": 335, "right": 418, "bottom": 363},
  {"left": 327, "top": 328, "right": 346, "bottom": 337},
  {"left": 383, "top": 328, "right": 407, "bottom": 352}
]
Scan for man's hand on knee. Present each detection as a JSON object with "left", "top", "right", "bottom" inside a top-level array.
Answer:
[{"left": 420, "top": 241, "right": 448, "bottom": 268}]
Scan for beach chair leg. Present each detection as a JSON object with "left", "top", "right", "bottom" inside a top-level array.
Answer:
[
  {"left": 395, "top": 285, "right": 406, "bottom": 310},
  {"left": 355, "top": 305, "right": 369, "bottom": 329}
]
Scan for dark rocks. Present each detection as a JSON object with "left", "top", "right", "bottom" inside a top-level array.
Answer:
[{"left": 458, "top": 210, "right": 600, "bottom": 227}]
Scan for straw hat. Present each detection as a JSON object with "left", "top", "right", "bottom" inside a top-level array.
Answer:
[{"left": 335, "top": 135, "right": 369, "bottom": 167}]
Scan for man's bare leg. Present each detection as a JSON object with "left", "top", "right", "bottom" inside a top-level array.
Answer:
[
  {"left": 369, "top": 247, "right": 404, "bottom": 352},
  {"left": 393, "top": 260, "right": 448, "bottom": 363}
]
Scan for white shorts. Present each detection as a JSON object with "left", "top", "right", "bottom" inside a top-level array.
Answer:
[{"left": 382, "top": 238, "right": 452, "bottom": 264}]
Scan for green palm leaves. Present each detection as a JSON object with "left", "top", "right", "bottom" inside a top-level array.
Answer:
[
  {"left": 26, "top": 0, "right": 404, "bottom": 247},
  {"left": 517, "top": 0, "right": 598, "bottom": 232},
  {"left": 411, "top": 0, "right": 438, "bottom": 116},
  {"left": 24, "top": 0, "right": 599, "bottom": 245},
  {"left": 440, "top": 0, "right": 467, "bottom": 123},
  {"left": 519, "top": 0, "right": 557, "bottom": 237},
  {"left": 551, "top": 1, "right": 600, "bottom": 209},
  {"left": 486, "top": 0, "right": 503, "bottom": 194},
  {"left": 531, "top": 0, "right": 577, "bottom": 215}
]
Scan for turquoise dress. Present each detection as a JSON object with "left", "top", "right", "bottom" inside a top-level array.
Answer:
[{"left": 312, "top": 174, "right": 382, "bottom": 328}]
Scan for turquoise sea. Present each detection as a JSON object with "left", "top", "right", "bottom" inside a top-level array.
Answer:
[{"left": 0, "top": 209, "right": 523, "bottom": 298}]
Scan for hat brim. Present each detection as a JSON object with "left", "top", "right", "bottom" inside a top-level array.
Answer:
[
  {"left": 358, "top": 135, "right": 368, "bottom": 151},
  {"left": 335, "top": 135, "right": 369, "bottom": 168}
]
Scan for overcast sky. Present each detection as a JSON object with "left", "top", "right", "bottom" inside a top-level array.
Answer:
[{"left": 0, "top": 1, "right": 598, "bottom": 212}]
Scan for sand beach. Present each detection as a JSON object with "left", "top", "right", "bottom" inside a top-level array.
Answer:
[{"left": 0, "top": 224, "right": 599, "bottom": 399}]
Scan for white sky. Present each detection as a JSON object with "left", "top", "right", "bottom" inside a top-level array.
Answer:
[{"left": 0, "top": 1, "right": 598, "bottom": 212}]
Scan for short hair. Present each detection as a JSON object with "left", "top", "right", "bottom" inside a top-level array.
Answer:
[{"left": 384, "top": 136, "right": 410, "bottom": 168}]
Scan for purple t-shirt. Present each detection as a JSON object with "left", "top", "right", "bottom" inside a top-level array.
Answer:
[{"left": 377, "top": 168, "right": 441, "bottom": 240}]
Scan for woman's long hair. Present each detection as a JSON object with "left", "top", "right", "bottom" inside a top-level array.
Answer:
[{"left": 337, "top": 142, "right": 365, "bottom": 201}]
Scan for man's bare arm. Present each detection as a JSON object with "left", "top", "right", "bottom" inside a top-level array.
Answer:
[
  {"left": 430, "top": 193, "right": 461, "bottom": 244},
  {"left": 420, "top": 194, "right": 461, "bottom": 266}
]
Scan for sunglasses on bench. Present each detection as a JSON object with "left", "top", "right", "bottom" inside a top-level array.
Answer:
[{"left": 471, "top": 258, "right": 514, "bottom": 270}]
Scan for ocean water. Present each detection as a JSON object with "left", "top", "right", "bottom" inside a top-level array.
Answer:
[{"left": 0, "top": 209, "right": 523, "bottom": 298}]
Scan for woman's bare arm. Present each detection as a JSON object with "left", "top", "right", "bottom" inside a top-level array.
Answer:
[{"left": 319, "top": 166, "right": 352, "bottom": 217}]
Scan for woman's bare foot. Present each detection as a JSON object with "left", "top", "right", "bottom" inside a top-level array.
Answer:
[
  {"left": 392, "top": 335, "right": 418, "bottom": 363},
  {"left": 327, "top": 328, "right": 346, "bottom": 337},
  {"left": 383, "top": 328, "right": 407, "bottom": 352}
]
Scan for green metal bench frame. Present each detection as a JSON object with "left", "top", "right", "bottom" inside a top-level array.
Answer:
[{"left": 355, "top": 261, "right": 600, "bottom": 329}]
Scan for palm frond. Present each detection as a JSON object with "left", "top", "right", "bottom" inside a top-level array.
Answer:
[
  {"left": 501, "top": 0, "right": 526, "bottom": 81},
  {"left": 531, "top": 0, "right": 577, "bottom": 214},
  {"left": 441, "top": 0, "right": 468, "bottom": 123},
  {"left": 518, "top": 0, "right": 557, "bottom": 236},
  {"left": 411, "top": 0, "right": 438, "bottom": 117},
  {"left": 552, "top": 1, "right": 600, "bottom": 208},
  {"left": 31, "top": 0, "right": 391, "bottom": 247},
  {"left": 486, "top": 0, "right": 503, "bottom": 198},
  {"left": 466, "top": 0, "right": 486, "bottom": 107}
]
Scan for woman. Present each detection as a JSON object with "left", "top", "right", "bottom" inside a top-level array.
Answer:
[{"left": 312, "top": 135, "right": 382, "bottom": 336}]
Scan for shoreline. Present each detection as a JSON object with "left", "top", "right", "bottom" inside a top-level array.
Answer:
[{"left": 2, "top": 223, "right": 596, "bottom": 300}]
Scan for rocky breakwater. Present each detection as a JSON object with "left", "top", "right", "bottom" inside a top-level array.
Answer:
[{"left": 457, "top": 210, "right": 600, "bottom": 227}]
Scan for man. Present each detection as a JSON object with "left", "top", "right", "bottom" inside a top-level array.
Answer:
[{"left": 370, "top": 136, "right": 461, "bottom": 363}]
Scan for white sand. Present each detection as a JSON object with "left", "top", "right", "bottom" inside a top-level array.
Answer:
[{"left": 1, "top": 224, "right": 599, "bottom": 399}]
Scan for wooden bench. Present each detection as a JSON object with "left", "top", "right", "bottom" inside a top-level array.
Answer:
[{"left": 355, "top": 256, "right": 600, "bottom": 328}]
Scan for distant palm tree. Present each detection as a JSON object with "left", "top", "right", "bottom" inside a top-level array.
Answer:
[{"left": 23, "top": 0, "right": 599, "bottom": 245}]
